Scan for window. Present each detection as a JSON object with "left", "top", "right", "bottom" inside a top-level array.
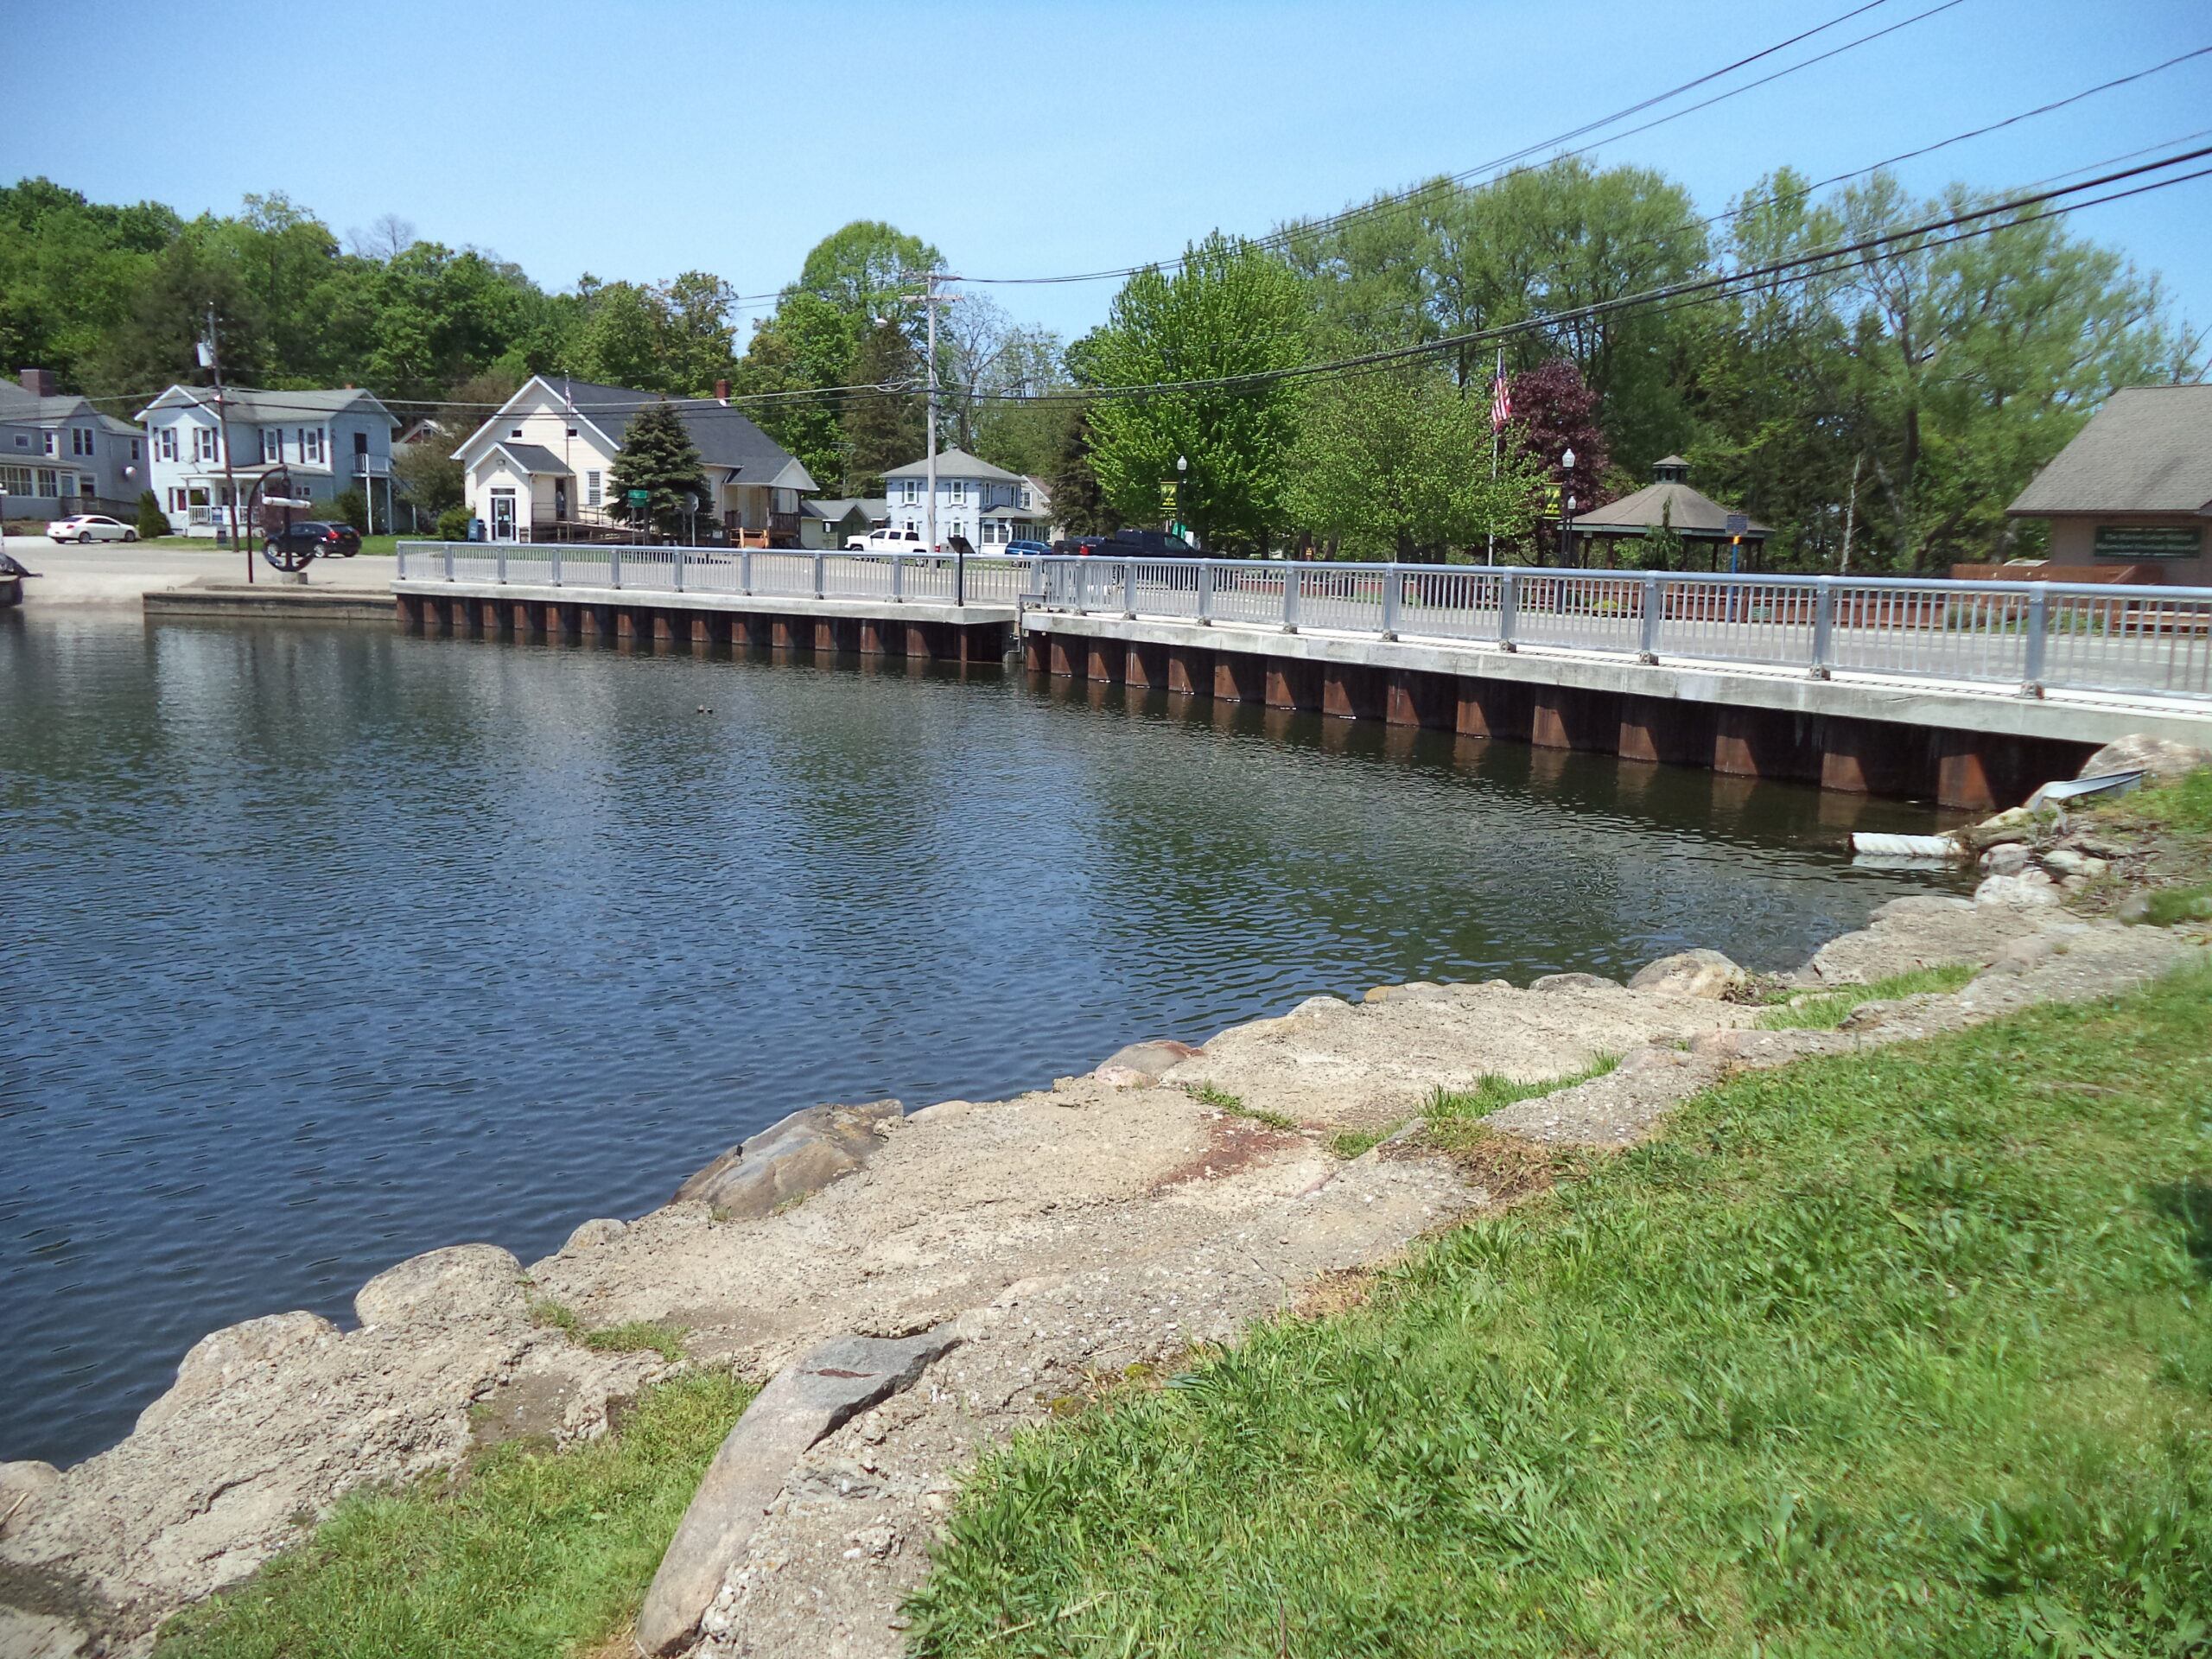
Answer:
[
  {"left": 36, "top": 468, "right": 59, "bottom": 495},
  {"left": 10, "top": 434, "right": 24, "bottom": 448},
  {"left": 159, "top": 427, "right": 178, "bottom": 462},
  {"left": 299, "top": 427, "right": 325, "bottom": 464},
  {"left": 586, "top": 470, "right": 601, "bottom": 507},
  {"left": 566, "top": 428, "right": 578, "bottom": 438},
  {"left": 261, "top": 429, "right": 284, "bottom": 463},
  {"left": 353, "top": 430, "right": 368, "bottom": 456},
  {"left": 1019, "top": 486, "right": 1031, "bottom": 508},
  {"left": 900, "top": 479, "right": 920, "bottom": 504},
  {"left": 510, "top": 428, "right": 524, "bottom": 439},
  {"left": 71, "top": 428, "right": 95, "bottom": 457},
  {"left": 947, "top": 479, "right": 967, "bottom": 505},
  {"left": 41, "top": 431, "right": 54, "bottom": 455},
  {"left": 168, "top": 486, "right": 186, "bottom": 512},
  {"left": 0, "top": 465, "right": 29, "bottom": 494},
  {"left": 194, "top": 427, "right": 219, "bottom": 462},
  {"left": 79, "top": 475, "right": 94, "bottom": 497}
]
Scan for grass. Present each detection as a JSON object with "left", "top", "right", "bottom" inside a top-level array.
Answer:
[
  {"left": 530, "top": 1299, "right": 687, "bottom": 1363},
  {"left": 1182, "top": 1080, "right": 1301, "bottom": 1134},
  {"left": 156, "top": 1369, "right": 754, "bottom": 1659},
  {"left": 902, "top": 966, "right": 2212, "bottom": 1657},
  {"left": 1756, "top": 963, "right": 1980, "bottom": 1030},
  {"left": 2107, "top": 766, "right": 2212, "bottom": 839}
]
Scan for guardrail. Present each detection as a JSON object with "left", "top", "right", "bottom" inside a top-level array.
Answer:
[
  {"left": 395, "top": 541, "right": 1040, "bottom": 608},
  {"left": 1033, "top": 557, "right": 2212, "bottom": 701},
  {"left": 393, "top": 542, "right": 2212, "bottom": 701}
]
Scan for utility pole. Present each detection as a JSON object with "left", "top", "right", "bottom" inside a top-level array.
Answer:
[
  {"left": 906, "top": 270, "right": 959, "bottom": 603},
  {"left": 1486, "top": 346, "right": 1503, "bottom": 567},
  {"left": 1840, "top": 451, "right": 1861, "bottom": 576},
  {"left": 203, "top": 306, "right": 250, "bottom": 583}
]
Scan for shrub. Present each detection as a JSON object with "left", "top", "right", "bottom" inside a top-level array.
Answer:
[
  {"left": 435, "top": 505, "right": 474, "bottom": 542},
  {"left": 136, "top": 491, "right": 173, "bottom": 540}
]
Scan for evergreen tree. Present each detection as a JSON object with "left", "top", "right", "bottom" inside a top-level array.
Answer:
[
  {"left": 607, "top": 398, "right": 708, "bottom": 538},
  {"left": 840, "top": 317, "right": 924, "bottom": 495}
]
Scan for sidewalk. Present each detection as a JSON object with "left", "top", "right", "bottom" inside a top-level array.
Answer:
[{"left": 3, "top": 538, "right": 395, "bottom": 605}]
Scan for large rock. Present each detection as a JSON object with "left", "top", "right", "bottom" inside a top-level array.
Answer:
[
  {"left": 136, "top": 1311, "right": 337, "bottom": 1433},
  {"left": 1975, "top": 869, "right": 2062, "bottom": 908},
  {"left": 633, "top": 1327, "right": 959, "bottom": 1655},
  {"left": 673, "top": 1102, "right": 902, "bottom": 1220},
  {"left": 2077, "top": 734, "right": 2212, "bottom": 781},
  {"left": 1095, "top": 1039, "right": 1203, "bottom": 1088},
  {"left": 1627, "top": 950, "right": 1747, "bottom": 1000},
  {"left": 354, "top": 1243, "right": 528, "bottom": 1329},
  {"left": 1529, "top": 972, "right": 1622, "bottom": 994}
]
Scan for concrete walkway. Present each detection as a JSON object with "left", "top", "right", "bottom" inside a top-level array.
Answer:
[{"left": 3, "top": 540, "right": 394, "bottom": 606}]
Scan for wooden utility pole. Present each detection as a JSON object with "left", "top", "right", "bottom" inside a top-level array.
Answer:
[{"left": 204, "top": 307, "right": 251, "bottom": 583}]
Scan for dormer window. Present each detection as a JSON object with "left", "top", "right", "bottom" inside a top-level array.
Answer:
[{"left": 511, "top": 428, "right": 524, "bottom": 439}]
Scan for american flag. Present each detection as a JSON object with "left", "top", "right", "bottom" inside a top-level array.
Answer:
[{"left": 1491, "top": 373, "right": 1511, "bottom": 433}]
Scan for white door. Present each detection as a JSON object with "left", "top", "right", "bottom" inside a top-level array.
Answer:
[{"left": 490, "top": 489, "right": 517, "bottom": 541}]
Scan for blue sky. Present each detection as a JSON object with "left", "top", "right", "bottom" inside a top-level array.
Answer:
[{"left": 10, "top": 0, "right": 2209, "bottom": 352}]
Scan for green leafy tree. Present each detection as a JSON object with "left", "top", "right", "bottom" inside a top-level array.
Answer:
[
  {"left": 734, "top": 290, "right": 862, "bottom": 491},
  {"left": 1080, "top": 234, "right": 1307, "bottom": 552},
  {"left": 1285, "top": 359, "right": 1541, "bottom": 560},
  {"left": 606, "top": 398, "right": 708, "bottom": 537},
  {"left": 1043, "top": 403, "right": 1116, "bottom": 536},
  {"left": 792, "top": 221, "right": 941, "bottom": 318}
]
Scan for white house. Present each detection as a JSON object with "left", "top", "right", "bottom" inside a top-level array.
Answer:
[
  {"left": 450, "top": 376, "right": 816, "bottom": 544},
  {"left": 0, "top": 369, "right": 148, "bottom": 518},
  {"left": 136, "top": 385, "right": 397, "bottom": 537},
  {"left": 879, "top": 450, "right": 1053, "bottom": 548}
]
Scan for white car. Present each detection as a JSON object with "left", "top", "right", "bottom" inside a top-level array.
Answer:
[
  {"left": 47, "top": 514, "right": 137, "bottom": 544},
  {"left": 847, "top": 526, "right": 935, "bottom": 555}
]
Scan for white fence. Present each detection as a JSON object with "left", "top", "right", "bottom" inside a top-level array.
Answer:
[{"left": 393, "top": 542, "right": 2212, "bottom": 701}]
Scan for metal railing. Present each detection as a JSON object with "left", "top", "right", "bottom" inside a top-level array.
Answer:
[
  {"left": 395, "top": 541, "right": 1043, "bottom": 608},
  {"left": 393, "top": 542, "right": 2212, "bottom": 701}
]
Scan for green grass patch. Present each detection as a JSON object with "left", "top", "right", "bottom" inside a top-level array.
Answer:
[
  {"left": 1757, "top": 963, "right": 1979, "bottom": 1030},
  {"left": 530, "top": 1300, "right": 686, "bottom": 1363},
  {"left": 156, "top": 1368, "right": 753, "bottom": 1659},
  {"left": 1427, "top": 1056, "right": 1620, "bottom": 1121},
  {"left": 1183, "top": 1080, "right": 1300, "bottom": 1134},
  {"left": 2109, "top": 766, "right": 2212, "bottom": 837},
  {"left": 905, "top": 968, "right": 2212, "bottom": 1657},
  {"left": 2141, "top": 885, "right": 2212, "bottom": 928},
  {"left": 1329, "top": 1126, "right": 1399, "bottom": 1160}
]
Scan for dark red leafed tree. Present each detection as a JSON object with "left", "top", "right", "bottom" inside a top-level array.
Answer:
[{"left": 1506, "top": 358, "right": 1611, "bottom": 518}]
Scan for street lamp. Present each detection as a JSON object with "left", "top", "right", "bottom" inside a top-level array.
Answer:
[
  {"left": 1176, "top": 454, "right": 1187, "bottom": 544},
  {"left": 1559, "top": 447, "right": 1577, "bottom": 567}
]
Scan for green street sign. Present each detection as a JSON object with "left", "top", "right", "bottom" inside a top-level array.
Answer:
[{"left": 627, "top": 488, "right": 650, "bottom": 503}]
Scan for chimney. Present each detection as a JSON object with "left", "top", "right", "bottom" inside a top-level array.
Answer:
[
  {"left": 19, "top": 368, "right": 57, "bottom": 397},
  {"left": 715, "top": 379, "right": 730, "bottom": 404}
]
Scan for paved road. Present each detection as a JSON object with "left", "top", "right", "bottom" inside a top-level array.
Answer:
[{"left": 2, "top": 539, "right": 393, "bottom": 604}]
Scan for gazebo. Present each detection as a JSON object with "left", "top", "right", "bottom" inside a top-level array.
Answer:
[{"left": 1567, "top": 456, "right": 1772, "bottom": 570}]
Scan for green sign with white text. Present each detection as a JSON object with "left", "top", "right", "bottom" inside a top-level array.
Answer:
[{"left": 2094, "top": 524, "right": 2202, "bottom": 560}]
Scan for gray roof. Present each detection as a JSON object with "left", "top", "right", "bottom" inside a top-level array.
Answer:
[
  {"left": 135, "top": 384, "right": 396, "bottom": 427},
  {"left": 879, "top": 447, "right": 1023, "bottom": 483},
  {"left": 802, "top": 498, "right": 875, "bottom": 521},
  {"left": 486, "top": 441, "right": 573, "bottom": 478},
  {"left": 1570, "top": 480, "right": 1770, "bottom": 537},
  {"left": 0, "top": 380, "right": 99, "bottom": 424},
  {"left": 520, "top": 378, "right": 817, "bottom": 492},
  {"left": 2007, "top": 385, "right": 2212, "bottom": 516}
]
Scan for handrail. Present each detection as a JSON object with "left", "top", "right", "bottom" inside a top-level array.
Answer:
[{"left": 391, "top": 543, "right": 2212, "bottom": 702}]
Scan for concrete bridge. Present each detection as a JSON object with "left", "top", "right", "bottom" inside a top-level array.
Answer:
[{"left": 391, "top": 544, "right": 2212, "bottom": 811}]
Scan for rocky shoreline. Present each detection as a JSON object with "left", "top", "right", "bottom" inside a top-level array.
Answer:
[{"left": 3, "top": 741, "right": 2208, "bottom": 1659}]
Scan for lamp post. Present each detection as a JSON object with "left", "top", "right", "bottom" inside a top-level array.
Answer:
[
  {"left": 1558, "top": 446, "right": 1576, "bottom": 568},
  {"left": 1176, "top": 454, "right": 1187, "bottom": 543}
]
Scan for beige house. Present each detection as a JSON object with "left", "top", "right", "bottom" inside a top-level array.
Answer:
[
  {"left": 2006, "top": 385, "right": 2212, "bottom": 586},
  {"left": 453, "top": 377, "right": 815, "bottom": 544}
]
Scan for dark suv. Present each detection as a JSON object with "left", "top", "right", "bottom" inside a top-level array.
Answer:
[{"left": 263, "top": 521, "right": 362, "bottom": 568}]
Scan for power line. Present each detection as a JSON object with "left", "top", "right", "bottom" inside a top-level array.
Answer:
[{"left": 962, "top": 0, "right": 1969, "bottom": 285}]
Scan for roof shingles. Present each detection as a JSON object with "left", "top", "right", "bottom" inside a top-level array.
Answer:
[{"left": 2007, "top": 385, "right": 2212, "bottom": 517}]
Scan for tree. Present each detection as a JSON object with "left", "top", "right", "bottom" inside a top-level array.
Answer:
[
  {"left": 792, "top": 221, "right": 941, "bottom": 318},
  {"left": 135, "top": 490, "right": 171, "bottom": 540},
  {"left": 1285, "top": 360, "right": 1541, "bottom": 560},
  {"left": 606, "top": 398, "right": 707, "bottom": 537},
  {"left": 1080, "top": 234, "right": 1307, "bottom": 552},
  {"left": 1504, "top": 358, "right": 1610, "bottom": 551},
  {"left": 840, "top": 317, "right": 925, "bottom": 495},
  {"left": 1043, "top": 404, "right": 1116, "bottom": 536},
  {"left": 734, "top": 289, "right": 861, "bottom": 491}
]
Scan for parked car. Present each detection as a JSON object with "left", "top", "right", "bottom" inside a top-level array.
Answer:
[
  {"left": 264, "top": 521, "right": 362, "bottom": 560},
  {"left": 46, "top": 514, "right": 136, "bottom": 543},
  {"left": 849, "top": 525, "right": 934, "bottom": 555},
  {"left": 1003, "top": 539, "right": 1052, "bottom": 557},
  {"left": 1107, "top": 528, "right": 1198, "bottom": 558}
]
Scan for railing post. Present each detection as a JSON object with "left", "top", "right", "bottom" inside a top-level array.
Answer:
[
  {"left": 1381, "top": 565, "right": 1401, "bottom": 640},
  {"left": 1497, "top": 570, "right": 1517, "bottom": 652},
  {"left": 609, "top": 546, "right": 622, "bottom": 590},
  {"left": 1282, "top": 564, "right": 1301, "bottom": 633},
  {"left": 550, "top": 545, "right": 562, "bottom": 587},
  {"left": 1075, "top": 560, "right": 1090, "bottom": 614},
  {"left": 2021, "top": 585, "right": 2049, "bottom": 697},
  {"left": 740, "top": 548, "right": 753, "bottom": 595},
  {"left": 673, "top": 545, "right": 685, "bottom": 593},
  {"left": 1122, "top": 559, "right": 1136, "bottom": 620},
  {"left": 811, "top": 551, "right": 824, "bottom": 600},
  {"left": 892, "top": 554, "right": 905, "bottom": 601},
  {"left": 443, "top": 543, "right": 454, "bottom": 582},
  {"left": 496, "top": 546, "right": 507, "bottom": 585},
  {"left": 1198, "top": 560, "right": 1214, "bottom": 625},
  {"left": 1809, "top": 579, "right": 1834, "bottom": 679},
  {"left": 1637, "top": 573, "right": 1660, "bottom": 662}
]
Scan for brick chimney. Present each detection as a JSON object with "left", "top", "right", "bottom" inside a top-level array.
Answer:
[
  {"left": 715, "top": 378, "right": 730, "bottom": 404},
  {"left": 18, "top": 368, "right": 57, "bottom": 397}
]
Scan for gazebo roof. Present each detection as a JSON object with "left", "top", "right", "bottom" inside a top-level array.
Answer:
[{"left": 1572, "top": 468, "right": 1770, "bottom": 539}]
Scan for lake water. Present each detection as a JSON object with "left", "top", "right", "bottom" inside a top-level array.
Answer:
[{"left": 1, "top": 612, "right": 1957, "bottom": 1465}]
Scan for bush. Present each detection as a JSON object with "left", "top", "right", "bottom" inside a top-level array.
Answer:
[
  {"left": 330, "top": 486, "right": 369, "bottom": 532},
  {"left": 435, "top": 505, "right": 474, "bottom": 542},
  {"left": 136, "top": 491, "right": 173, "bottom": 540}
]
